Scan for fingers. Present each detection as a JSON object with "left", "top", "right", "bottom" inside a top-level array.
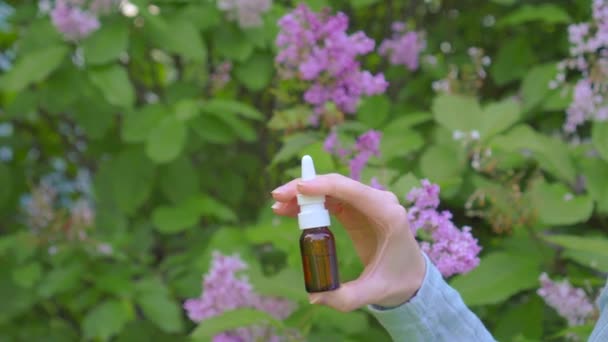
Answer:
[
  {"left": 308, "top": 277, "right": 380, "bottom": 312},
  {"left": 296, "top": 173, "right": 394, "bottom": 221},
  {"left": 271, "top": 196, "right": 344, "bottom": 217},
  {"left": 271, "top": 178, "right": 300, "bottom": 202},
  {"left": 271, "top": 197, "right": 299, "bottom": 217}
]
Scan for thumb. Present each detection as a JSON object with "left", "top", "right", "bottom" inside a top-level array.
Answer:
[{"left": 308, "top": 278, "right": 377, "bottom": 312}]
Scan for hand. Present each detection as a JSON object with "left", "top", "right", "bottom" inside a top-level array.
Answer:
[{"left": 271, "top": 173, "right": 426, "bottom": 312}]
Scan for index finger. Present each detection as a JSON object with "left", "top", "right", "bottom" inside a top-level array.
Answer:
[{"left": 293, "top": 173, "right": 398, "bottom": 221}]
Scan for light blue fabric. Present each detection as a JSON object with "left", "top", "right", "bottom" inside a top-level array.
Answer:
[
  {"left": 589, "top": 279, "right": 608, "bottom": 341},
  {"left": 368, "top": 253, "right": 608, "bottom": 341}
]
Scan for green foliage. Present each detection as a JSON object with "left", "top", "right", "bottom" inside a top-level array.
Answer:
[{"left": 0, "top": 0, "right": 606, "bottom": 341}]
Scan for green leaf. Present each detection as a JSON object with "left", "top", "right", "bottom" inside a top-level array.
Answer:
[
  {"left": 213, "top": 25, "right": 254, "bottom": 62},
  {"left": 491, "top": 37, "right": 535, "bottom": 85},
  {"left": 190, "top": 308, "right": 284, "bottom": 340},
  {"left": 432, "top": 94, "right": 483, "bottom": 133},
  {"left": 383, "top": 112, "right": 432, "bottom": 133},
  {"left": 190, "top": 114, "right": 236, "bottom": 144},
  {"left": 152, "top": 200, "right": 202, "bottom": 234},
  {"left": 82, "top": 300, "right": 133, "bottom": 341},
  {"left": 358, "top": 95, "right": 391, "bottom": 129},
  {"left": 12, "top": 262, "right": 42, "bottom": 289},
  {"left": 104, "top": 148, "right": 156, "bottom": 215},
  {"left": 381, "top": 129, "right": 424, "bottom": 160},
  {"left": 271, "top": 133, "right": 318, "bottom": 167},
  {"left": 38, "top": 263, "right": 83, "bottom": 298},
  {"left": 592, "top": 121, "right": 608, "bottom": 162},
  {"left": 494, "top": 297, "right": 543, "bottom": 341},
  {"left": 174, "top": 99, "right": 200, "bottom": 121},
  {"left": 198, "top": 197, "right": 238, "bottom": 222},
  {"left": 89, "top": 65, "right": 135, "bottom": 108},
  {"left": 83, "top": 19, "right": 129, "bottom": 65},
  {"left": 520, "top": 63, "right": 558, "bottom": 113},
  {"left": 532, "top": 182, "right": 593, "bottom": 226},
  {"left": 490, "top": 125, "right": 576, "bottom": 182},
  {"left": 579, "top": 157, "right": 608, "bottom": 213},
  {"left": 122, "top": 104, "right": 167, "bottom": 143},
  {"left": 450, "top": 252, "right": 540, "bottom": 306},
  {"left": 491, "top": 0, "right": 518, "bottom": 5},
  {"left": 160, "top": 156, "right": 200, "bottom": 204},
  {"left": 498, "top": 4, "right": 571, "bottom": 27},
  {"left": 419, "top": 144, "right": 464, "bottom": 195},
  {"left": 0, "top": 45, "right": 68, "bottom": 92},
  {"left": 234, "top": 53, "right": 274, "bottom": 91},
  {"left": 137, "top": 295, "right": 184, "bottom": 333},
  {"left": 202, "top": 99, "right": 264, "bottom": 121},
  {"left": 390, "top": 173, "right": 419, "bottom": 198},
  {"left": 145, "top": 14, "right": 206, "bottom": 61},
  {"left": 542, "top": 234, "right": 608, "bottom": 272},
  {"left": 146, "top": 116, "right": 187, "bottom": 163},
  {"left": 479, "top": 98, "right": 521, "bottom": 140},
  {"left": 209, "top": 111, "right": 257, "bottom": 142}
]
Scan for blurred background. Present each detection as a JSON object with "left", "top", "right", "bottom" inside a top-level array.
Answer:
[{"left": 0, "top": 0, "right": 607, "bottom": 341}]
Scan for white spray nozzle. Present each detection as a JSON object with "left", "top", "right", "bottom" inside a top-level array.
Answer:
[
  {"left": 297, "top": 155, "right": 330, "bottom": 229},
  {"left": 301, "top": 155, "right": 316, "bottom": 181}
]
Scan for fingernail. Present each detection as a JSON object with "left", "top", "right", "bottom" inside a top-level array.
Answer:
[
  {"left": 271, "top": 202, "right": 282, "bottom": 210},
  {"left": 271, "top": 185, "right": 285, "bottom": 196},
  {"left": 296, "top": 182, "right": 307, "bottom": 190},
  {"left": 309, "top": 295, "right": 321, "bottom": 304}
]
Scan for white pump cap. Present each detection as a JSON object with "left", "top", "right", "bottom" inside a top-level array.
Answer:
[{"left": 297, "top": 155, "right": 331, "bottom": 230}]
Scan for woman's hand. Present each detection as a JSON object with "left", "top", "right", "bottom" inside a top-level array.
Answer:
[{"left": 271, "top": 173, "right": 426, "bottom": 312}]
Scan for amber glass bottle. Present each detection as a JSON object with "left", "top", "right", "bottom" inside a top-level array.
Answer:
[
  {"left": 297, "top": 155, "right": 340, "bottom": 293},
  {"left": 300, "top": 226, "right": 340, "bottom": 292}
]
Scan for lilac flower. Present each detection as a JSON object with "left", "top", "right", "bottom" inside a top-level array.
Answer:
[
  {"left": 323, "top": 130, "right": 338, "bottom": 153},
  {"left": 559, "top": 0, "right": 608, "bottom": 132},
  {"left": 217, "top": 0, "right": 272, "bottom": 28},
  {"left": 24, "top": 182, "right": 57, "bottom": 231},
  {"left": 324, "top": 129, "right": 382, "bottom": 181},
  {"left": 211, "top": 61, "right": 233, "bottom": 91},
  {"left": 276, "top": 4, "right": 387, "bottom": 117},
  {"left": 406, "top": 179, "right": 440, "bottom": 209},
  {"left": 538, "top": 273, "right": 595, "bottom": 326},
  {"left": 406, "top": 180, "right": 482, "bottom": 277},
  {"left": 50, "top": 0, "right": 100, "bottom": 41},
  {"left": 184, "top": 252, "right": 296, "bottom": 341},
  {"left": 379, "top": 22, "right": 425, "bottom": 71}
]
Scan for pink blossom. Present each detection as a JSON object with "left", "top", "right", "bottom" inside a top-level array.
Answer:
[
  {"left": 184, "top": 252, "right": 296, "bottom": 341},
  {"left": 217, "top": 0, "right": 272, "bottom": 28},
  {"left": 406, "top": 180, "right": 482, "bottom": 277},
  {"left": 276, "top": 4, "right": 387, "bottom": 116},
  {"left": 538, "top": 273, "right": 595, "bottom": 326},
  {"left": 379, "top": 23, "right": 425, "bottom": 71},
  {"left": 50, "top": 0, "right": 100, "bottom": 41}
]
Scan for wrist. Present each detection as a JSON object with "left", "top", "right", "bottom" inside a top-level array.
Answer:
[{"left": 373, "top": 248, "right": 426, "bottom": 308}]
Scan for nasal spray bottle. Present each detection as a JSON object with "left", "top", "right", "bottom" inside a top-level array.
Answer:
[{"left": 297, "top": 155, "right": 340, "bottom": 293}]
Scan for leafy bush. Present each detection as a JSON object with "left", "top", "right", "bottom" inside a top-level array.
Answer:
[{"left": 0, "top": 0, "right": 607, "bottom": 341}]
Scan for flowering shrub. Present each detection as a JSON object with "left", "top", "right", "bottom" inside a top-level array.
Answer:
[{"left": 1, "top": 0, "right": 608, "bottom": 341}]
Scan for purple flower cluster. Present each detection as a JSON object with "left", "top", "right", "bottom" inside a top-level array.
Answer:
[
  {"left": 379, "top": 22, "right": 425, "bottom": 71},
  {"left": 538, "top": 273, "right": 595, "bottom": 326},
  {"left": 324, "top": 129, "right": 382, "bottom": 182},
  {"left": 557, "top": 0, "right": 608, "bottom": 132},
  {"left": 49, "top": 0, "right": 118, "bottom": 41},
  {"left": 184, "top": 252, "right": 296, "bottom": 342},
  {"left": 50, "top": 0, "right": 99, "bottom": 41},
  {"left": 211, "top": 61, "right": 233, "bottom": 91},
  {"left": 275, "top": 4, "right": 387, "bottom": 121},
  {"left": 406, "top": 180, "right": 482, "bottom": 277},
  {"left": 217, "top": 0, "right": 272, "bottom": 28}
]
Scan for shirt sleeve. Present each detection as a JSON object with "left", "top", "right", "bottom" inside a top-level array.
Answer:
[
  {"left": 589, "top": 278, "right": 608, "bottom": 341},
  {"left": 367, "top": 253, "right": 495, "bottom": 342}
]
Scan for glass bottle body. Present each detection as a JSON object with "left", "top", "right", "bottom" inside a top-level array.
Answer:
[{"left": 299, "top": 226, "right": 340, "bottom": 293}]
